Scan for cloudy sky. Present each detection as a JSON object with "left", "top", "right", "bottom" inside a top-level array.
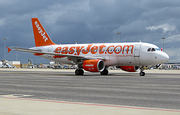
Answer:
[{"left": 1, "top": 0, "right": 180, "bottom": 63}]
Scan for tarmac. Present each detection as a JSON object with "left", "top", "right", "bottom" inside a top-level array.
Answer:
[{"left": 0, "top": 68, "right": 180, "bottom": 115}]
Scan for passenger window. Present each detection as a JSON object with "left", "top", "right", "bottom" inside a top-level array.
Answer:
[{"left": 147, "top": 48, "right": 151, "bottom": 52}]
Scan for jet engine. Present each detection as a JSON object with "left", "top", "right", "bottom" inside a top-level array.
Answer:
[
  {"left": 120, "top": 66, "right": 140, "bottom": 72},
  {"left": 78, "top": 59, "right": 105, "bottom": 72}
]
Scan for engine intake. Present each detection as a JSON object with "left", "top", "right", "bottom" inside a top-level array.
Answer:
[{"left": 78, "top": 59, "right": 105, "bottom": 72}]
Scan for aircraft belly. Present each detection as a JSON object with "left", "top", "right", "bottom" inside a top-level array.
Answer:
[
  {"left": 104, "top": 56, "right": 119, "bottom": 66},
  {"left": 116, "top": 56, "right": 140, "bottom": 66},
  {"left": 55, "top": 58, "right": 74, "bottom": 65},
  {"left": 116, "top": 57, "right": 127, "bottom": 65},
  {"left": 40, "top": 55, "right": 75, "bottom": 65}
]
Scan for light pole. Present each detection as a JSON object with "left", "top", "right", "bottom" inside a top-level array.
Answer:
[
  {"left": 162, "top": 37, "right": 166, "bottom": 51},
  {"left": 15, "top": 44, "right": 18, "bottom": 61},
  {"left": 2, "top": 38, "right": 7, "bottom": 60},
  {"left": 75, "top": 41, "right": 79, "bottom": 44},
  {"left": 116, "top": 32, "right": 121, "bottom": 42}
]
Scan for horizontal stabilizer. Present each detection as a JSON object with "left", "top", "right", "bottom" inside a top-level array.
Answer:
[{"left": 7, "top": 47, "right": 11, "bottom": 53}]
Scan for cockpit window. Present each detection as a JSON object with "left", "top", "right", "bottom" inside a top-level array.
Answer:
[
  {"left": 152, "top": 48, "right": 156, "bottom": 51},
  {"left": 155, "top": 48, "right": 160, "bottom": 51},
  {"left": 147, "top": 48, "right": 151, "bottom": 52},
  {"left": 147, "top": 48, "right": 160, "bottom": 52}
]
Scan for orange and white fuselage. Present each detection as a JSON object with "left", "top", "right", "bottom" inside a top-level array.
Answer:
[
  {"left": 31, "top": 42, "right": 168, "bottom": 66},
  {"left": 8, "top": 18, "right": 169, "bottom": 76}
]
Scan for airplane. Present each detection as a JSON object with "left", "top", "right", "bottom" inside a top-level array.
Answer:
[{"left": 7, "top": 18, "right": 169, "bottom": 76}]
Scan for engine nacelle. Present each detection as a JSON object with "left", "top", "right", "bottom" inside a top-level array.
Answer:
[
  {"left": 120, "top": 66, "right": 140, "bottom": 72},
  {"left": 78, "top": 59, "right": 105, "bottom": 72}
]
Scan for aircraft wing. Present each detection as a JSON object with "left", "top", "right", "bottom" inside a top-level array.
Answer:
[{"left": 8, "top": 47, "right": 105, "bottom": 62}]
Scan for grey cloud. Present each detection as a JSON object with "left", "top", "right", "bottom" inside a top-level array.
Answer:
[{"left": 1, "top": 0, "right": 180, "bottom": 62}]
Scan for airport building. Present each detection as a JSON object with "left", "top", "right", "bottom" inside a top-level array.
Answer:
[
  {"left": 9, "top": 61, "right": 20, "bottom": 68},
  {"left": 1, "top": 59, "right": 180, "bottom": 70},
  {"left": 0, "top": 60, "right": 20, "bottom": 68}
]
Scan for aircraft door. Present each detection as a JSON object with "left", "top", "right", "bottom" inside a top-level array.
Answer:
[{"left": 134, "top": 44, "right": 141, "bottom": 57}]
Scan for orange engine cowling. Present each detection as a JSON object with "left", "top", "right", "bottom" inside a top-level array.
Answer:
[
  {"left": 79, "top": 59, "right": 105, "bottom": 72},
  {"left": 120, "top": 66, "right": 139, "bottom": 72}
]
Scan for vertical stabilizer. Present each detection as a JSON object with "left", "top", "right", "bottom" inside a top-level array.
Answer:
[{"left": 31, "top": 18, "right": 56, "bottom": 47}]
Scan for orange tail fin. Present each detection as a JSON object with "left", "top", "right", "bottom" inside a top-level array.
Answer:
[{"left": 31, "top": 18, "right": 56, "bottom": 47}]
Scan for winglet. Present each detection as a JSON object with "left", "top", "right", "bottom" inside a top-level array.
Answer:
[
  {"left": 31, "top": 18, "right": 56, "bottom": 47},
  {"left": 7, "top": 47, "right": 11, "bottom": 53}
]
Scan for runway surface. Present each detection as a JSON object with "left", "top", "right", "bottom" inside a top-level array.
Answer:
[{"left": 0, "top": 69, "right": 180, "bottom": 114}]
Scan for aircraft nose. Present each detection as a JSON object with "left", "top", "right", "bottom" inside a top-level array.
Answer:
[{"left": 161, "top": 52, "right": 169, "bottom": 63}]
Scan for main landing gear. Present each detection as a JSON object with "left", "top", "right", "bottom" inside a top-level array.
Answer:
[
  {"left": 100, "top": 69, "right": 108, "bottom": 75},
  {"left": 75, "top": 69, "right": 84, "bottom": 75},
  {"left": 75, "top": 68, "right": 109, "bottom": 75},
  {"left": 139, "top": 67, "right": 145, "bottom": 76}
]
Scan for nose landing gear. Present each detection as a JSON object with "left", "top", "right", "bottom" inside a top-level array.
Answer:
[{"left": 139, "top": 67, "right": 145, "bottom": 76}]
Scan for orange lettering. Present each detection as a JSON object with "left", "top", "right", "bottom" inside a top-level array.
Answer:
[
  {"left": 114, "top": 45, "right": 122, "bottom": 54},
  {"left": 69, "top": 46, "right": 75, "bottom": 54},
  {"left": 61, "top": 47, "right": 68, "bottom": 54},
  {"left": 90, "top": 46, "right": 98, "bottom": 54},
  {"left": 122, "top": 45, "right": 134, "bottom": 54},
  {"left": 107, "top": 45, "right": 114, "bottom": 54},
  {"left": 76, "top": 46, "right": 84, "bottom": 55},
  {"left": 99, "top": 45, "right": 106, "bottom": 54},
  {"left": 82, "top": 44, "right": 93, "bottom": 54},
  {"left": 54, "top": 47, "right": 61, "bottom": 53}
]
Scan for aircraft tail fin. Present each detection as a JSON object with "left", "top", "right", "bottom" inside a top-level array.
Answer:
[{"left": 31, "top": 18, "right": 56, "bottom": 47}]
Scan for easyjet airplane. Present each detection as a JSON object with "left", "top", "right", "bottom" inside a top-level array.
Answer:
[{"left": 8, "top": 18, "right": 169, "bottom": 76}]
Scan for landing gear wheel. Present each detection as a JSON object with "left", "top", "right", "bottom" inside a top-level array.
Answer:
[
  {"left": 139, "top": 72, "right": 145, "bottom": 76},
  {"left": 75, "top": 69, "right": 84, "bottom": 75},
  {"left": 100, "top": 69, "right": 108, "bottom": 75},
  {"left": 139, "top": 67, "right": 145, "bottom": 76}
]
